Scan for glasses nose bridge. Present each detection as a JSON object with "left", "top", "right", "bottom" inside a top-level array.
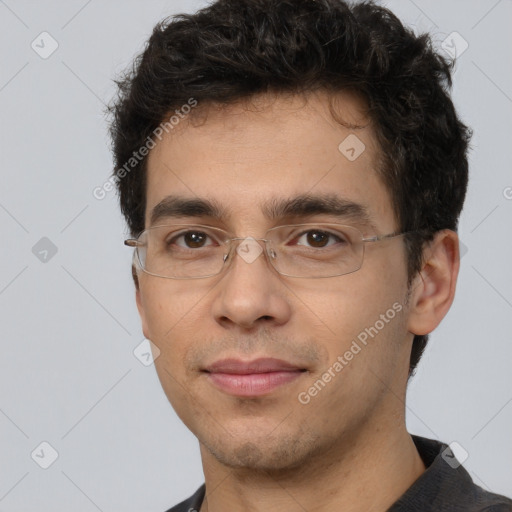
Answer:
[
  {"left": 228, "top": 235, "right": 271, "bottom": 244},
  {"left": 228, "top": 235, "right": 273, "bottom": 249}
]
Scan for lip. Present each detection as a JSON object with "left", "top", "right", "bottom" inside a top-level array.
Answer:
[
  {"left": 204, "top": 357, "right": 304, "bottom": 374},
  {"left": 202, "top": 357, "right": 307, "bottom": 397}
]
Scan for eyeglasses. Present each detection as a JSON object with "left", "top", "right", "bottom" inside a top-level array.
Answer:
[{"left": 124, "top": 223, "right": 409, "bottom": 279}]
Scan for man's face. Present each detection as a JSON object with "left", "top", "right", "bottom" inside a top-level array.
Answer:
[{"left": 136, "top": 91, "right": 414, "bottom": 471}]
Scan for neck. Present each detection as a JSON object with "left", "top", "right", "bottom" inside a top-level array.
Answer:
[{"left": 198, "top": 419, "right": 426, "bottom": 512}]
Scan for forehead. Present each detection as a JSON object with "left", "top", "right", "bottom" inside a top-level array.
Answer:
[{"left": 144, "top": 91, "right": 395, "bottom": 233}]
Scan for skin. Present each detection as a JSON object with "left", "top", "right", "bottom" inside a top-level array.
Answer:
[{"left": 135, "top": 90, "right": 460, "bottom": 512}]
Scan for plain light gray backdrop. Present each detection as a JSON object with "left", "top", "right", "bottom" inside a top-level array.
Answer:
[{"left": 0, "top": 0, "right": 511, "bottom": 511}]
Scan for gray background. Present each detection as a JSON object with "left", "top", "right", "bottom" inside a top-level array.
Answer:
[{"left": 0, "top": 0, "right": 511, "bottom": 510}]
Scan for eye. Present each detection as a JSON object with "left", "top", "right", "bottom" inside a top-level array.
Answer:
[
  {"left": 292, "top": 229, "right": 347, "bottom": 249},
  {"left": 167, "top": 230, "right": 217, "bottom": 249}
]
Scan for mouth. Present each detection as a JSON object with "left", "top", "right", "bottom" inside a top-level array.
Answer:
[{"left": 202, "top": 357, "right": 308, "bottom": 397}]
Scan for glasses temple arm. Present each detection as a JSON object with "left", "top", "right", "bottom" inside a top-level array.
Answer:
[{"left": 361, "top": 230, "right": 416, "bottom": 243}]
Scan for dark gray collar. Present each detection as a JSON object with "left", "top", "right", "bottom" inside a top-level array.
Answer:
[{"left": 166, "top": 435, "right": 512, "bottom": 512}]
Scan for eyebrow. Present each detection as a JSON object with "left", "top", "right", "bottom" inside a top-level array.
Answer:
[{"left": 149, "top": 193, "right": 376, "bottom": 229}]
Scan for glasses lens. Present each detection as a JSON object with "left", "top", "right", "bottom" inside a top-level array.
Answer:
[
  {"left": 266, "top": 224, "right": 364, "bottom": 278},
  {"left": 138, "top": 225, "right": 228, "bottom": 279},
  {"left": 133, "top": 223, "right": 364, "bottom": 279}
]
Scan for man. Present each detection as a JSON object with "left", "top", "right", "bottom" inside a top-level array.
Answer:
[{"left": 108, "top": 0, "right": 512, "bottom": 510}]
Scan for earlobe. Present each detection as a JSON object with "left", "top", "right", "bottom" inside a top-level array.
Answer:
[{"left": 407, "top": 230, "right": 460, "bottom": 336}]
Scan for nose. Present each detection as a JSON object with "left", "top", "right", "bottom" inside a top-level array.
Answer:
[{"left": 210, "top": 238, "right": 292, "bottom": 330}]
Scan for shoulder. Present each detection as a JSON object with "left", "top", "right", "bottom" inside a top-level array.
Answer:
[
  {"left": 388, "top": 436, "right": 512, "bottom": 512},
  {"left": 479, "top": 501, "right": 512, "bottom": 512},
  {"left": 474, "top": 489, "right": 512, "bottom": 511}
]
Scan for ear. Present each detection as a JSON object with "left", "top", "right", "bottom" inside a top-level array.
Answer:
[
  {"left": 407, "top": 230, "right": 460, "bottom": 336},
  {"left": 132, "top": 263, "right": 140, "bottom": 290},
  {"left": 133, "top": 265, "right": 150, "bottom": 339}
]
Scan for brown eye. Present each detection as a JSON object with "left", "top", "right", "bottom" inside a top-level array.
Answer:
[
  {"left": 305, "top": 231, "right": 329, "bottom": 247},
  {"left": 167, "top": 230, "right": 214, "bottom": 249},
  {"left": 182, "top": 231, "right": 208, "bottom": 248},
  {"left": 294, "top": 229, "right": 346, "bottom": 249}
]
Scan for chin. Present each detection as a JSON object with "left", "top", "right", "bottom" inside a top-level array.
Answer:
[
  {"left": 202, "top": 429, "right": 322, "bottom": 472},
  {"left": 210, "top": 442, "right": 301, "bottom": 471}
]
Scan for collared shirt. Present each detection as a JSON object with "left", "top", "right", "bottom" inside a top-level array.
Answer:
[{"left": 165, "top": 435, "right": 512, "bottom": 511}]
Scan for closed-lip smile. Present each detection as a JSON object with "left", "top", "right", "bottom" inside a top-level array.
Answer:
[{"left": 202, "top": 357, "right": 307, "bottom": 397}]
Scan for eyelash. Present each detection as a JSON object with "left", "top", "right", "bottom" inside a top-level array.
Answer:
[{"left": 169, "top": 228, "right": 347, "bottom": 249}]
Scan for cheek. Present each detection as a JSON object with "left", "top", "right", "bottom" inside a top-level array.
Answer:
[
  {"left": 139, "top": 282, "right": 207, "bottom": 409},
  {"left": 138, "top": 280, "right": 210, "bottom": 371},
  {"left": 294, "top": 268, "right": 403, "bottom": 339},
  {"left": 303, "top": 255, "right": 408, "bottom": 376},
  {"left": 140, "top": 280, "right": 203, "bottom": 332}
]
